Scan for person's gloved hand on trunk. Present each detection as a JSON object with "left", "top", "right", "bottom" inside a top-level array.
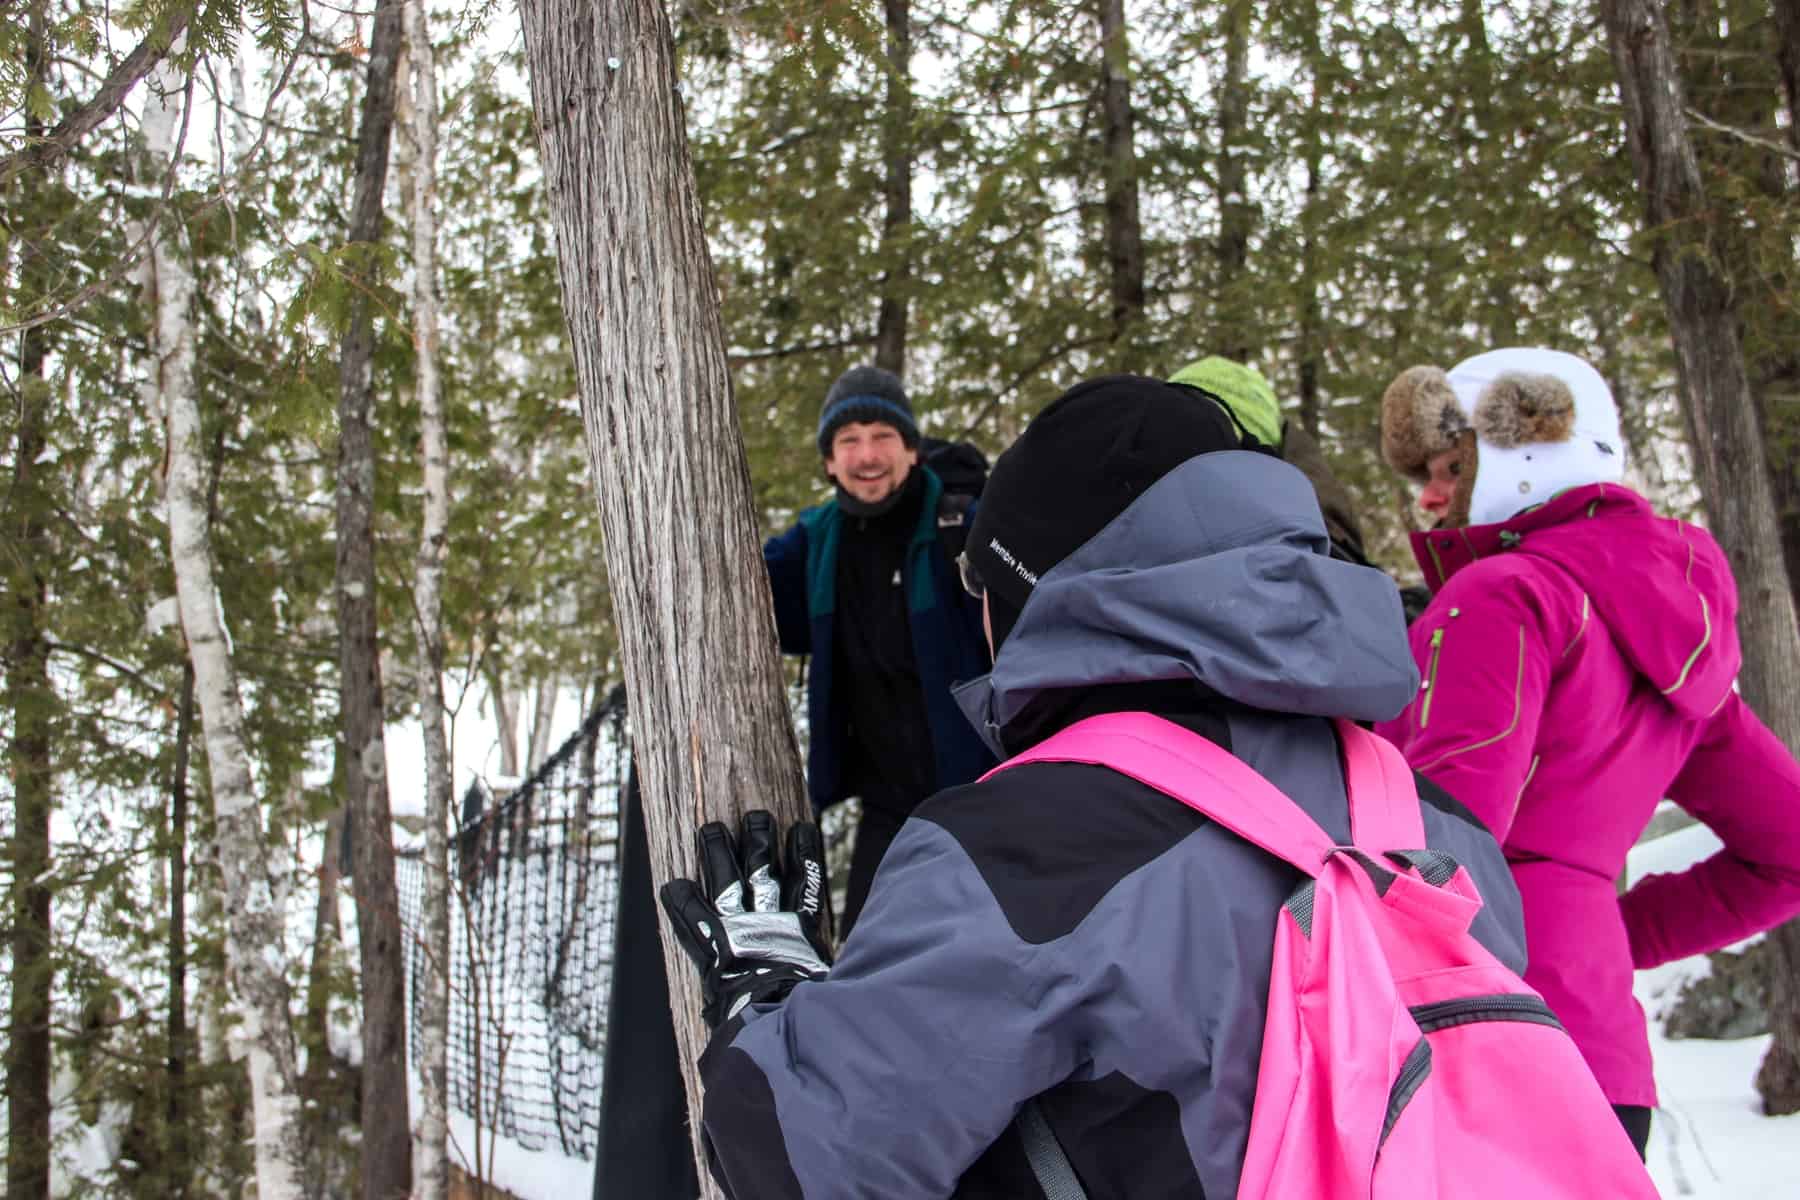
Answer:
[{"left": 660, "top": 810, "right": 832, "bottom": 1028}]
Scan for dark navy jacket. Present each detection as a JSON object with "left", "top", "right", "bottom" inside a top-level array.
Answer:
[
  {"left": 764, "top": 467, "right": 995, "bottom": 814},
  {"left": 709, "top": 453, "right": 1529, "bottom": 1198}
]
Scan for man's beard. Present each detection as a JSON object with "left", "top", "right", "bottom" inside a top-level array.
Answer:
[{"left": 836, "top": 465, "right": 918, "bottom": 518}]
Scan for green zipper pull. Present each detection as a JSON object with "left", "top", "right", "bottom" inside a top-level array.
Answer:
[{"left": 1420, "top": 627, "right": 1446, "bottom": 728}]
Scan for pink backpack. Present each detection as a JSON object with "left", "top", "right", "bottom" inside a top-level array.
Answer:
[{"left": 1000, "top": 711, "right": 1658, "bottom": 1199}]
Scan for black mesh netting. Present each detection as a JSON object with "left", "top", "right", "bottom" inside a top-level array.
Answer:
[{"left": 396, "top": 688, "right": 628, "bottom": 1161}]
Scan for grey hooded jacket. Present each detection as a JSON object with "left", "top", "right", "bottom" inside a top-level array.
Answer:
[{"left": 698, "top": 452, "right": 1526, "bottom": 1199}]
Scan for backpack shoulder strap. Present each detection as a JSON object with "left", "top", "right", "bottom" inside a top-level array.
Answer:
[
  {"left": 1336, "top": 722, "right": 1427, "bottom": 852},
  {"left": 988, "top": 711, "right": 1335, "bottom": 878}
]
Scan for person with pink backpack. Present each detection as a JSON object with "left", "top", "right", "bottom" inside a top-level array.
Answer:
[
  {"left": 658, "top": 376, "right": 1657, "bottom": 1197},
  {"left": 1377, "top": 346, "right": 1800, "bottom": 1157}
]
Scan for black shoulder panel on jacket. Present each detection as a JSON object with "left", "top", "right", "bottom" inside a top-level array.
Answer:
[
  {"left": 1038, "top": 1071, "right": 1207, "bottom": 1199},
  {"left": 951, "top": 1072, "right": 1204, "bottom": 1199},
  {"left": 699, "top": 1042, "right": 806, "bottom": 1200},
  {"left": 915, "top": 760, "right": 1209, "bottom": 945},
  {"left": 1415, "top": 770, "right": 1487, "bottom": 833}
]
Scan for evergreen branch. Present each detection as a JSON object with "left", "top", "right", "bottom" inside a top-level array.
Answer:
[{"left": 0, "top": 0, "right": 200, "bottom": 186}]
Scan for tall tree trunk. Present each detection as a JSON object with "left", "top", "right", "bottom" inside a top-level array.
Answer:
[
  {"left": 147, "top": 53, "right": 308, "bottom": 1196},
  {"left": 527, "top": 674, "right": 559, "bottom": 771},
  {"left": 1214, "top": 0, "right": 1254, "bottom": 362},
  {"left": 488, "top": 673, "right": 522, "bottom": 778},
  {"left": 405, "top": 0, "right": 452, "bottom": 1189},
  {"left": 164, "top": 661, "right": 197, "bottom": 1200},
  {"left": 298, "top": 805, "right": 344, "bottom": 1128},
  {"left": 516, "top": 0, "right": 813, "bottom": 1187},
  {"left": 1780, "top": 0, "right": 1800, "bottom": 163},
  {"left": 1455, "top": 0, "right": 1516, "bottom": 346},
  {"left": 1294, "top": 0, "right": 1324, "bottom": 440},
  {"left": 333, "top": 0, "right": 414, "bottom": 1191},
  {"left": 1752, "top": 0, "right": 1800, "bottom": 1119},
  {"left": 873, "top": 0, "right": 913, "bottom": 376},
  {"left": 1601, "top": 0, "right": 1800, "bottom": 1116},
  {"left": 5, "top": 10, "right": 55, "bottom": 1198},
  {"left": 1763, "top": 0, "right": 1800, "bottom": 1114},
  {"left": 1096, "top": 0, "right": 1145, "bottom": 350}
]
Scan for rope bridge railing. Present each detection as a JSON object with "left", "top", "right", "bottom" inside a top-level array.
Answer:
[{"left": 397, "top": 687, "right": 629, "bottom": 1161}]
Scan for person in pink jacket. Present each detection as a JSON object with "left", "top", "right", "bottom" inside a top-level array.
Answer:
[{"left": 1375, "top": 346, "right": 1800, "bottom": 1157}]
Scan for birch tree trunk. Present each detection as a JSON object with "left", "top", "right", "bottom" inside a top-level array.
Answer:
[
  {"left": 515, "top": 0, "right": 811, "bottom": 1185},
  {"left": 1096, "top": 0, "right": 1144, "bottom": 349},
  {"left": 404, "top": 0, "right": 452, "bottom": 1189},
  {"left": 1600, "top": 0, "right": 1800, "bottom": 1116},
  {"left": 146, "top": 54, "right": 307, "bottom": 1198},
  {"left": 333, "top": 0, "right": 415, "bottom": 1190},
  {"left": 5, "top": 13, "right": 55, "bottom": 1198},
  {"left": 874, "top": 0, "right": 913, "bottom": 376},
  {"left": 164, "top": 658, "right": 196, "bottom": 1200}
]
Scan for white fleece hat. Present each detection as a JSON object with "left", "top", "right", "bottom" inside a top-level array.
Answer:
[{"left": 1381, "top": 346, "right": 1625, "bottom": 528}]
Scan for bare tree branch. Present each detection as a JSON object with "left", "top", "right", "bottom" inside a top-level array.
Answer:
[
  {"left": 0, "top": 0, "right": 199, "bottom": 185},
  {"left": 1684, "top": 105, "right": 1800, "bottom": 164}
]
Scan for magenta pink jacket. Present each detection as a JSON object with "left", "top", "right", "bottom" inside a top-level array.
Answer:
[{"left": 1376, "top": 483, "right": 1800, "bottom": 1106}]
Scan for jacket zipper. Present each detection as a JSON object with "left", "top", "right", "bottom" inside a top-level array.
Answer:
[
  {"left": 1409, "top": 993, "right": 1563, "bottom": 1035},
  {"left": 1419, "top": 627, "right": 1445, "bottom": 728}
]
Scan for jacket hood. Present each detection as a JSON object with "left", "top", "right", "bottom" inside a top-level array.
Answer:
[
  {"left": 954, "top": 452, "right": 1419, "bottom": 755},
  {"left": 1413, "top": 484, "right": 1740, "bottom": 718}
]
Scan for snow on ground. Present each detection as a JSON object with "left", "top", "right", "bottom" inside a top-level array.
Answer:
[{"left": 1630, "top": 825, "right": 1800, "bottom": 1197}]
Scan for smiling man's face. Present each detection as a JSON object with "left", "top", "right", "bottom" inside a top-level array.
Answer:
[{"left": 824, "top": 421, "right": 918, "bottom": 505}]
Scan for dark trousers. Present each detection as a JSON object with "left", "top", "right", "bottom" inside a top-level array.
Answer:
[
  {"left": 840, "top": 801, "right": 911, "bottom": 938},
  {"left": 1614, "top": 1104, "right": 1652, "bottom": 1160}
]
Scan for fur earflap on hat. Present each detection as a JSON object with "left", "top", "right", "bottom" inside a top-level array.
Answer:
[
  {"left": 1472, "top": 372, "right": 1577, "bottom": 448},
  {"left": 1380, "top": 347, "right": 1625, "bottom": 528},
  {"left": 1381, "top": 366, "right": 1470, "bottom": 483}
]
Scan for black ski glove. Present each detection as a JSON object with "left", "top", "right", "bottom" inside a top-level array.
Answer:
[{"left": 659, "top": 810, "right": 833, "bottom": 1028}]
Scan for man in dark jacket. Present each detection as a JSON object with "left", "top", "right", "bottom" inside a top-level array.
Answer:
[
  {"left": 682, "top": 375, "right": 1526, "bottom": 1197},
  {"left": 763, "top": 365, "right": 994, "bottom": 933}
]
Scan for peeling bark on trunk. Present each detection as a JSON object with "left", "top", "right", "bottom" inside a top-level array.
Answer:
[
  {"left": 405, "top": 0, "right": 452, "bottom": 1188},
  {"left": 332, "top": 0, "right": 414, "bottom": 1190},
  {"left": 5, "top": 16, "right": 54, "bottom": 1199},
  {"left": 1601, "top": 0, "right": 1800, "bottom": 1116},
  {"left": 515, "top": 1, "right": 813, "bottom": 1187},
  {"left": 1096, "top": 0, "right": 1144, "bottom": 347},
  {"left": 147, "top": 54, "right": 307, "bottom": 1197},
  {"left": 874, "top": 0, "right": 913, "bottom": 376}
]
